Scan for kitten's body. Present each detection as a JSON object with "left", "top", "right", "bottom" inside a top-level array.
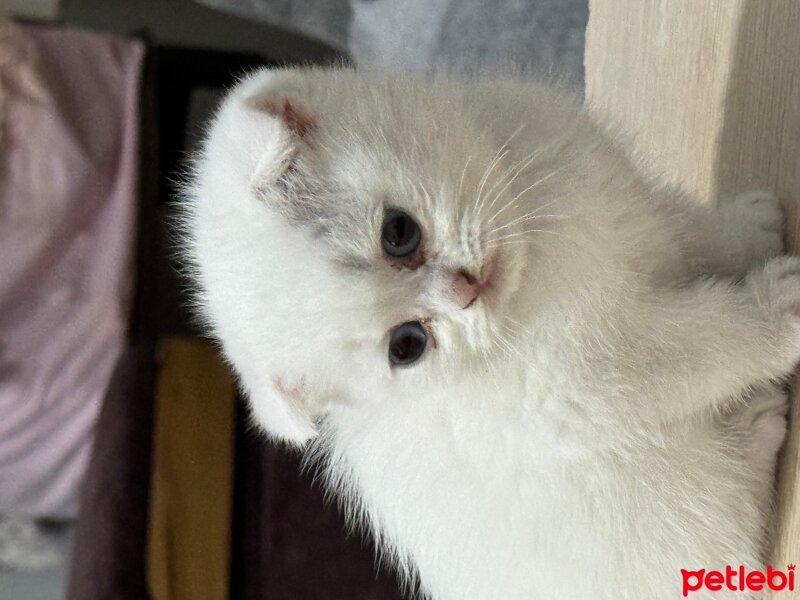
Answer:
[{"left": 185, "top": 68, "right": 800, "bottom": 599}]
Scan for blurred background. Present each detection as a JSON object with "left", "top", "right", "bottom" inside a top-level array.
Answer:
[{"left": 0, "top": 1, "right": 586, "bottom": 598}]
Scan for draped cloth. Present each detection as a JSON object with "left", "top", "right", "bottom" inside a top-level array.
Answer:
[{"left": 0, "top": 22, "right": 143, "bottom": 518}]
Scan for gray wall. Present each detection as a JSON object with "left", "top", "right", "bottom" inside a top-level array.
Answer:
[{"left": 62, "top": 0, "right": 342, "bottom": 61}]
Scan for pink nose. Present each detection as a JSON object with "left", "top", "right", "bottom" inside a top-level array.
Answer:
[{"left": 451, "top": 270, "right": 480, "bottom": 309}]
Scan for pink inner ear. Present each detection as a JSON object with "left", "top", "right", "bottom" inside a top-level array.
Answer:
[
  {"left": 252, "top": 95, "right": 316, "bottom": 138},
  {"left": 273, "top": 375, "right": 314, "bottom": 412}
]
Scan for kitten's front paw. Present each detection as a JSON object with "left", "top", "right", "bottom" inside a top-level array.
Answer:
[
  {"left": 740, "top": 384, "right": 789, "bottom": 474},
  {"left": 748, "top": 255, "right": 800, "bottom": 315},
  {"left": 720, "top": 191, "right": 784, "bottom": 268},
  {"left": 747, "top": 256, "right": 800, "bottom": 308},
  {"left": 746, "top": 256, "right": 800, "bottom": 365}
]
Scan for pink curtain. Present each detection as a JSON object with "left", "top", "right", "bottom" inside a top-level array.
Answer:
[{"left": 0, "top": 22, "right": 144, "bottom": 519}]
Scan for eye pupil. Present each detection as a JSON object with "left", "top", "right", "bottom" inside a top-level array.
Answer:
[
  {"left": 389, "top": 321, "right": 427, "bottom": 366},
  {"left": 382, "top": 209, "right": 421, "bottom": 258}
]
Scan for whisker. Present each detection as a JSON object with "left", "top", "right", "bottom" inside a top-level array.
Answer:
[
  {"left": 486, "top": 195, "right": 571, "bottom": 236},
  {"left": 500, "top": 323, "right": 524, "bottom": 354},
  {"left": 488, "top": 163, "right": 570, "bottom": 224},
  {"left": 503, "top": 317, "right": 527, "bottom": 339},
  {"left": 501, "top": 325, "right": 524, "bottom": 349},
  {"left": 485, "top": 359, "right": 504, "bottom": 394},
  {"left": 489, "top": 228, "right": 575, "bottom": 243},
  {"left": 474, "top": 150, "right": 509, "bottom": 222},
  {"left": 476, "top": 145, "right": 510, "bottom": 204},
  {"left": 488, "top": 229, "right": 588, "bottom": 256},
  {"left": 457, "top": 156, "right": 473, "bottom": 204},
  {"left": 415, "top": 177, "right": 434, "bottom": 211},
  {"left": 482, "top": 147, "right": 546, "bottom": 221},
  {"left": 504, "top": 313, "right": 525, "bottom": 327},
  {"left": 470, "top": 126, "right": 527, "bottom": 222},
  {"left": 487, "top": 240, "right": 545, "bottom": 250},
  {"left": 477, "top": 128, "right": 532, "bottom": 212},
  {"left": 493, "top": 334, "right": 515, "bottom": 361},
  {"left": 487, "top": 213, "right": 569, "bottom": 237},
  {"left": 496, "top": 328, "right": 526, "bottom": 364},
  {"left": 488, "top": 236, "right": 548, "bottom": 247},
  {"left": 491, "top": 336, "right": 512, "bottom": 361}
]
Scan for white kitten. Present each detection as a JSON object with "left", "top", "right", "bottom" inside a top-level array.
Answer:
[{"left": 183, "top": 67, "right": 799, "bottom": 600}]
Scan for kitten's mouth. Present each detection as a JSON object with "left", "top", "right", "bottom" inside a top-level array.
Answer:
[{"left": 476, "top": 251, "right": 503, "bottom": 306}]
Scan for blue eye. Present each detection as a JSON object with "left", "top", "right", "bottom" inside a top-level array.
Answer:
[
  {"left": 381, "top": 209, "right": 421, "bottom": 258},
  {"left": 389, "top": 321, "right": 427, "bottom": 366}
]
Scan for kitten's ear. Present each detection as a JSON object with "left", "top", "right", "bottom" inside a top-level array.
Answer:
[
  {"left": 246, "top": 374, "right": 331, "bottom": 447},
  {"left": 244, "top": 91, "right": 317, "bottom": 195},
  {"left": 247, "top": 94, "right": 316, "bottom": 139}
]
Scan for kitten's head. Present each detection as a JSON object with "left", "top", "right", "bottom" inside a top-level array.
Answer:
[{"left": 185, "top": 67, "right": 585, "bottom": 445}]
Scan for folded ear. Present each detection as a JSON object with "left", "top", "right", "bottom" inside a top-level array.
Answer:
[
  {"left": 245, "top": 374, "right": 331, "bottom": 447},
  {"left": 247, "top": 94, "right": 316, "bottom": 139},
  {"left": 243, "top": 90, "right": 316, "bottom": 198}
]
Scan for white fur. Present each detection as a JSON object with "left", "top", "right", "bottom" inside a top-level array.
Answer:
[{"left": 182, "top": 67, "right": 800, "bottom": 599}]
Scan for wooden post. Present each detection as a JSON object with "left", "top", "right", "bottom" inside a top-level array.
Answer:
[
  {"left": 585, "top": 1, "right": 800, "bottom": 595},
  {"left": 147, "top": 337, "right": 237, "bottom": 600}
]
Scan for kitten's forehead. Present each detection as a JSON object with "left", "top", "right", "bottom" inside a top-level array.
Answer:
[{"left": 238, "top": 67, "right": 504, "bottom": 213}]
